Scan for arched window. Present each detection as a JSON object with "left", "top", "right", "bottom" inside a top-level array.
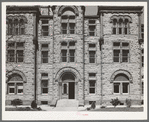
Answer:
[
  {"left": 113, "top": 74, "right": 129, "bottom": 94},
  {"left": 111, "top": 15, "right": 131, "bottom": 35},
  {"left": 20, "top": 19, "right": 25, "bottom": 35},
  {"left": 14, "top": 19, "right": 19, "bottom": 35},
  {"left": 113, "top": 19, "right": 117, "bottom": 34},
  {"left": 124, "top": 19, "right": 129, "bottom": 34},
  {"left": 118, "top": 19, "right": 123, "bottom": 34},
  {"left": 61, "top": 9, "right": 76, "bottom": 34},
  {"left": 7, "top": 74, "right": 23, "bottom": 94},
  {"left": 8, "top": 19, "right": 13, "bottom": 35},
  {"left": 7, "top": 16, "right": 27, "bottom": 35}
]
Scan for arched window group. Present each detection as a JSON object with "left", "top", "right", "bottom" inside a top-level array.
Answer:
[
  {"left": 113, "top": 73, "right": 130, "bottom": 94},
  {"left": 7, "top": 16, "right": 27, "bottom": 35},
  {"left": 7, "top": 73, "right": 24, "bottom": 94},
  {"left": 111, "top": 16, "right": 132, "bottom": 35}
]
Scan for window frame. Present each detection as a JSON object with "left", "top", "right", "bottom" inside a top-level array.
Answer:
[
  {"left": 7, "top": 81, "right": 24, "bottom": 95},
  {"left": 61, "top": 41, "right": 76, "bottom": 63},
  {"left": 88, "top": 43, "right": 96, "bottom": 63},
  {"left": 88, "top": 19, "right": 96, "bottom": 36},
  {"left": 41, "top": 73, "right": 48, "bottom": 94},
  {"left": 113, "top": 41, "right": 130, "bottom": 63},
  {"left": 112, "top": 17, "right": 130, "bottom": 35},
  {"left": 41, "top": 19, "right": 49, "bottom": 36},
  {"left": 41, "top": 44, "right": 49, "bottom": 64},
  {"left": 61, "top": 15, "right": 76, "bottom": 34},
  {"left": 113, "top": 81, "right": 129, "bottom": 95},
  {"left": 88, "top": 73, "right": 96, "bottom": 95},
  {"left": 7, "top": 42, "right": 24, "bottom": 63}
]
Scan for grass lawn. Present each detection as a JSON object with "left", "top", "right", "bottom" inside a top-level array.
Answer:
[
  {"left": 5, "top": 107, "right": 43, "bottom": 111},
  {"left": 90, "top": 107, "right": 143, "bottom": 112}
]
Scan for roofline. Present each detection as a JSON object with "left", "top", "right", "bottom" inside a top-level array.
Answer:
[
  {"left": 98, "top": 6, "right": 143, "bottom": 11},
  {"left": 6, "top": 6, "right": 41, "bottom": 15}
]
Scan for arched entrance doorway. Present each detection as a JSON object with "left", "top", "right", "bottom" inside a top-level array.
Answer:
[{"left": 61, "top": 73, "right": 75, "bottom": 99}]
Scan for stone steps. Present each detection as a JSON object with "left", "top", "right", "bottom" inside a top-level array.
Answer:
[{"left": 56, "top": 99, "right": 79, "bottom": 107}]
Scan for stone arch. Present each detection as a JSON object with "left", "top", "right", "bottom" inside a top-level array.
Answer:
[
  {"left": 110, "top": 15, "right": 132, "bottom": 23},
  {"left": 55, "top": 67, "right": 81, "bottom": 82},
  {"left": 110, "top": 69, "right": 133, "bottom": 83},
  {"left": 6, "top": 70, "right": 27, "bottom": 83},
  {"left": 58, "top": 6, "right": 79, "bottom": 16},
  {"left": 6, "top": 15, "right": 27, "bottom": 23}
]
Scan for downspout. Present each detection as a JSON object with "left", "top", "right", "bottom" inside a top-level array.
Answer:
[
  {"left": 138, "top": 12, "right": 143, "bottom": 101},
  {"left": 33, "top": 13, "right": 37, "bottom": 102},
  {"left": 81, "top": 6, "right": 85, "bottom": 106},
  {"left": 99, "top": 8, "right": 104, "bottom": 105}
]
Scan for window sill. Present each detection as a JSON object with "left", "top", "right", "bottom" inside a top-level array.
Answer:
[
  {"left": 89, "top": 93, "right": 96, "bottom": 95},
  {"left": 41, "top": 94, "right": 48, "bottom": 95}
]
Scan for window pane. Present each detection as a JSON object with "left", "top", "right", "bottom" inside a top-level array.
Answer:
[
  {"left": 113, "top": 28, "right": 116, "bottom": 34},
  {"left": 41, "top": 80, "right": 48, "bottom": 87},
  {"left": 69, "top": 42, "right": 75, "bottom": 46},
  {"left": 17, "top": 83, "right": 23, "bottom": 93},
  {"left": 61, "top": 50, "right": 67, "bottom": 62},
  {"left": 42, "top": 20, "right": 48, "bottom": 24},
  {"left": 9, "top": 88, "right": 15, "bottom": 93},
  {"left": 62, "top": 15, "right": 68, "bottom": 19},
  {"left": 114, "top": 83, "right": 120, "bottom": 93},
  {"left": 42, "top": 73, "right": 48, "bottom": 79},
  {"left": 42, "top": 44, "right": 48, "bottom": 49},
  {"left": 89, "top": 32, "right": 95, "bottom": 36},
  {"left": 89, "top": 73, "right": 96, "bottom": 77},
  {"left": 17, "top": 50, "right": 23, "bottom": 62},
  {"left": 89, "top": 20, "right": 95, "bottom": 24},
  {"left": 89, "top": 44, "right": 96, "bottom": 48},
  {"left": 89, "top": 26, "right": 95, "bottom": 31},
  {"left": 42, "top": 51, "right": 48, "bottom": 63},
  {"left": 62, "top": 23, "right": 67, "bottom": 29},
  {"left": 61, "top": 42, "right": 67, "bottom": 46},
  {"left": 8, "top": 50, "right": 15, "bottom": 62},
  {"left": 20, "top": 28, "right": 25, "bottom": 35},
  {"left": 114, "top": 50, "right": 120, "bottom": 56},
  {"left": 42, "top": 26, "right": 48, "bottom": 31},
  {"left": 17, "top": 42, "right": 24, "bottom": 48},
  {"left": 42, "top": 88, "right": 48, "bottom": 93},
  {"left": 42, "top": 26, "right": 48, "bottom": 36},
  {"left": 123, "top": 83, "right": 129, "bottom": 93},
  {"left": 122, "top": 43, "right": 129, "bottom": 47},
  {"left": 124, "top": 28, "right": 127, "bottom": 34},
  {"left": 119, "top": 28, "right": 122, "bottom": 34},
  {"left": 15, "top": 28, "right": 19, "bottom": 35},
  {"left": 8, "top": 42, "right": 15, "bottom": 48},
  {"left": 89, "top": 80, "right": 95, "bottom": 87},
  {"left": 122, "top": 50, "right": 129, "bottom": 62},
  {"left": 90, "top": 88, "right": 95, "bottom": 93},
  {"left": 69, "top": 50, "right": 75, "bottom": 62},
  {"left": 69, "top": 23, "right": 75, "bottom": 29},
  {"left": 113, "top": 42, "right": 120, "bottom": 47},
  {"left": 89, "top": 51, "right": 95, "bottom": 63},
  {"left": 69, "top": 16, "right": 75, "bottom": 19}
]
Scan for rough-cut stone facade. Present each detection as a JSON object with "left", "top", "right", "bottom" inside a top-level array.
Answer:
[{"left": 6, "top": 6, "right": 143, "bottom": 106}]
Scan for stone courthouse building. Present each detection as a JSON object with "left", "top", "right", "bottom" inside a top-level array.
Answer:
[{"left": 6, "top": 5, "right": 144, "bottom": 106}]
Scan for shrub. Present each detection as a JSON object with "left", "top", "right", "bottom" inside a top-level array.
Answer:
[
  {"left": 110, "top": 98, "right": 121, "bottom": 108},
  {"left": 11, "top": 99, "right": 23, "bottom": 108},
  {"left": 31, "top": 100, "right": 37, "bottom": 109},
  {"left": 126, "top": 99, "right": 131, "bottom": 108}
]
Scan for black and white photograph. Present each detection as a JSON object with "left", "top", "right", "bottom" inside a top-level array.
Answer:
[{"left": 2, "top": 2, "right": 147, "bottom": 120}]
